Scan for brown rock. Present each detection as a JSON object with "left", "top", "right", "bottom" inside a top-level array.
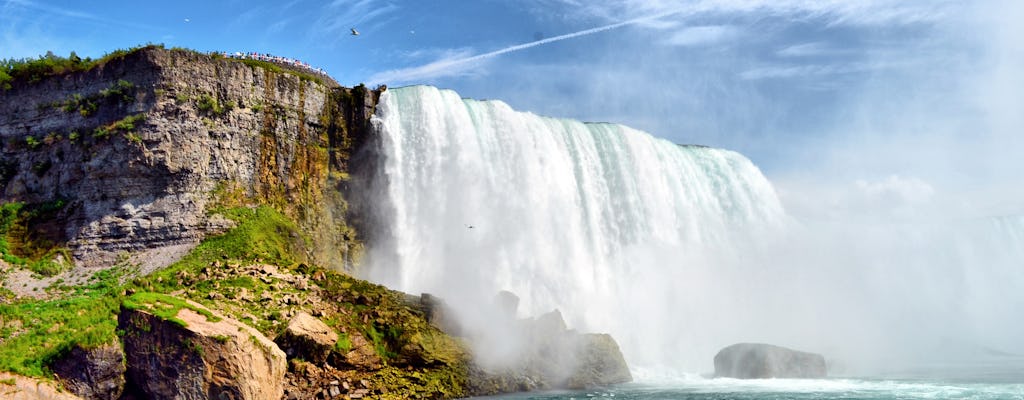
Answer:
[
  {"left": 50, "top": 341, "right": 126, "bottom": 400},
  {"left": 334, "top": 333, "right": 382, "bottom": 370},
  {"left": 0, "top": 371, "right": 84, "bottom": 400},
  {"left": 118, "top": 297, "right": 287, "bottom": 400},
  {"left": 275, "top": 312, "right": 338, "bottom": 364}
]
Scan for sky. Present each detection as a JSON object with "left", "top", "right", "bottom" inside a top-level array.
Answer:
[{"left": 3, "top": 0, "right": 1022, "bottom": 218}]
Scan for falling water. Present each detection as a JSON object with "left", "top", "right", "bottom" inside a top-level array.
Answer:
[
  {"left": 356, "top": 85, "right": 1024, "bottom": 375},
  {"left": 359, "top": 85, "right": 786, "bottom": 368}
]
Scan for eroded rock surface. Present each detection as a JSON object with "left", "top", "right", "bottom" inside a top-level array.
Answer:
[
  {"left": 50, "top": 341, "right": 126, "bottom": 400},
  {"left": 118, "top": 296, "right": 287, "bottom": 400}
]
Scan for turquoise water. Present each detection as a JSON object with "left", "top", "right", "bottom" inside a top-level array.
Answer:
[
  {"left": 477, "top": 363, "right": 1024, "bottom": 400},
  {"left": 475, "top": 377, "right": 1024, "bottom": 399}
]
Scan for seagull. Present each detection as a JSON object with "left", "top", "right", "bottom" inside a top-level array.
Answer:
[
  {"left": 350, "top": 28, "right": 360, "bottom": 36},
  {"left": 465, "top": 224, "right": 475, "bottom": 229}
]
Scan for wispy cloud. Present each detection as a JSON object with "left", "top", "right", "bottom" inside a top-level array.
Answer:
[
  {"left": 663, "top": 25, "right": 740, "bottom": 47},
  {"left": 538, "top": 0, "right": 951, "bottom": 28},
  {"left": 368, "top": 7, "right": 686, "bottom": 85},
  {"left": 313, "top": 0, "right": 399, "bottom": 39},
  {"left": 2, "top": 0, "right": 153, "bottom": 30},
  {"left": 739, "top": 61, "right": 902, "bottom": 80}
]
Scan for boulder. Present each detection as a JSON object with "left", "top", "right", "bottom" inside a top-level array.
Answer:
[
  {"left": 713, "top": 343, "right": 826, "bottom": 379},
  {"left": 333, "top": 332, "right": 383, "bottom": 370},
  {"left": 275, "top": 312, "right": 338, "bottom": 365},
  {"left": 468, "top": 306, "right": 632, "bottom": 394},
  {"left": 50, "top": 341, "right": 126, "bottom": 400},
  {"left": 118, "top": 295, "right": 287, "bottom": 400},
  {"left": 566, "top": 333, "right": 633, "bottom": 389}
]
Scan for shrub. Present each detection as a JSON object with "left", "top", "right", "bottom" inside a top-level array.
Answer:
[{"left": 0, "top": 45, "right": 161, "bottom": 90}]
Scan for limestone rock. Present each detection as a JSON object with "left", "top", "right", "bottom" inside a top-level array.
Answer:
[
  {"left": 334, "top": 332, "right": 382, "bottom": 371},
  {"left": 118, "top": 296, "right": 287, "bottom": 400},
  {"left": 0, "top": 371, "right": 84, "bottom": 400},
  {"left": 50, "top": 341, "right": 126, "bottom": 400},
  {"left": 275, "top": 312, "right": 338, "bottom": 365},
  {"left": 713, "top": 343, "right": 827, "bottom": 379},
  {"left": 0, "top": 46, "right": 379, "bottom": 279}
]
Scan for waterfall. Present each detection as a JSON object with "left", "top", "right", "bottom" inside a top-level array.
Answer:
[
  {"left": 359, "top": 85, "right": 787, "bottom": 370},
  {"left": 356, "top": 85, "right": 1024, "bottom": 374}
]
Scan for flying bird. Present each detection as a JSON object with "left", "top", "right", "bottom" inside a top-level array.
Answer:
[{"left": 350, "top": 28, "right": 360, "bottom": 36}]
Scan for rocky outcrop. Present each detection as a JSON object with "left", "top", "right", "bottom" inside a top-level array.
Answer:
[
  {"left": 713, "top": 343, "right": 827, "bottom": 379},
  {"left": 0, "top": 46, "right": 378, "bottom": 278},
  {"left": 566, "top": 333, "right": 633, "bottom": 389},
  {"left": 50, "top": 341, "right": 126, "bottom": 400},
  {"left": 275, "top": 312, "right": 338, "bottom": 365},
  {"left": 460, "top": 293, "right": 632, "bottom": 395},
  {"left": 117, "top": 294, "right": 287, "bottom": 400}
]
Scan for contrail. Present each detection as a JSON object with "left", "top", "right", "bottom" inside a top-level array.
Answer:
[{"left": 368, "top": 8, "right": 685, "bottom": 85}]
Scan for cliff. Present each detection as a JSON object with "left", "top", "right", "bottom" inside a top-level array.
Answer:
[
  {"left": 0, "top": 46, "right": 630, "bottom": 399},
  {"left": 0, "top": 46, "right": 375, "bottom": 281}
]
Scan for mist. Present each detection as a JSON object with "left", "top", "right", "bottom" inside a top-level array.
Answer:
[{"left": 350, "top": 0, "right": 1024, "bottom": 379}]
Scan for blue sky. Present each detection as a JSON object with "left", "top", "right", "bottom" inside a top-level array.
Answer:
[{"left": 3, "top": 0, "right": 1023, "bottom": 216}]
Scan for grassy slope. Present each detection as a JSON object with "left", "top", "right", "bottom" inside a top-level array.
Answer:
[{"left": 0, "top": 205, "right": 468, "bottom": 397}]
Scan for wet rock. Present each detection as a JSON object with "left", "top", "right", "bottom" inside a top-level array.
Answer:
[
  {"left": 714, "top": 343, "right": 827, "bottom": 379},
  {"left": 566, "top": 334, "right": 632, "bottom": 389}
]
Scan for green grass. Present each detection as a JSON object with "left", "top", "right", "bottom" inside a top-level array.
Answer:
[
  {"left": 0, "top": 268, "right": 125, "bottom": 377},
  {"left": 237, "top": 58, "right": 325, "bottom": 86},
  {"left": 122, "top": 292, "right": 222, "bottom": 329}
]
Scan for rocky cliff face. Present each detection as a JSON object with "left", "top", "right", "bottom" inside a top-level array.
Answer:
[{"left": 0, "top": 47, "right": 376, "bottom": 278}]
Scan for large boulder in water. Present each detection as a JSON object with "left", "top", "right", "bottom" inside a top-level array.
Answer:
[{"left": 714, "top": 343, "right": 826, "bottom": 379}]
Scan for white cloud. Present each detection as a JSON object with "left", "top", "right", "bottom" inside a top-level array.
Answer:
[
  {"left": 777, "top": 42, "right": 831, "bottom": 57},
  {"left": 663, "top": 25, "right": 739, "bottom": 47}
]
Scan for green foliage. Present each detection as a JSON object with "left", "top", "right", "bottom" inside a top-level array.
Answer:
[
  {"left": 58, "top": 80, "right": 135, "bottom": 117},
  {"left": 0, "top": 45, "right": 160, "bottom": 90},
  {"left": 0, "top": 68, "right": 11, "bottom": 91},
  {"left": 99, "top": 79, "right": 135, "bottom": 103},
  {"left": 93, "top": 113, "right": 146, "bottom": 139},
  {"left": 0, "top": 200, "right": 71, "bottom": 277},
  {"left": 197, "top": 94, "right": 232, "bottom": 116},
  {"left": 23, "top": 136, "right": 40, "bottom": 149}
]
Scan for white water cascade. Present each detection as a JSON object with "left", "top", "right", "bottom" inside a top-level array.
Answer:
[
  {"left": 359, "top": 85, "right": 789, "bottom": 371},
  {"left": 356, "top": 85, "right": 1024, "bottom": 375}
]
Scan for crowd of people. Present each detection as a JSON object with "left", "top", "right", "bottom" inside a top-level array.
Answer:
[{"left": 216, "top": 51, "right": 329, "bottom": 77}]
